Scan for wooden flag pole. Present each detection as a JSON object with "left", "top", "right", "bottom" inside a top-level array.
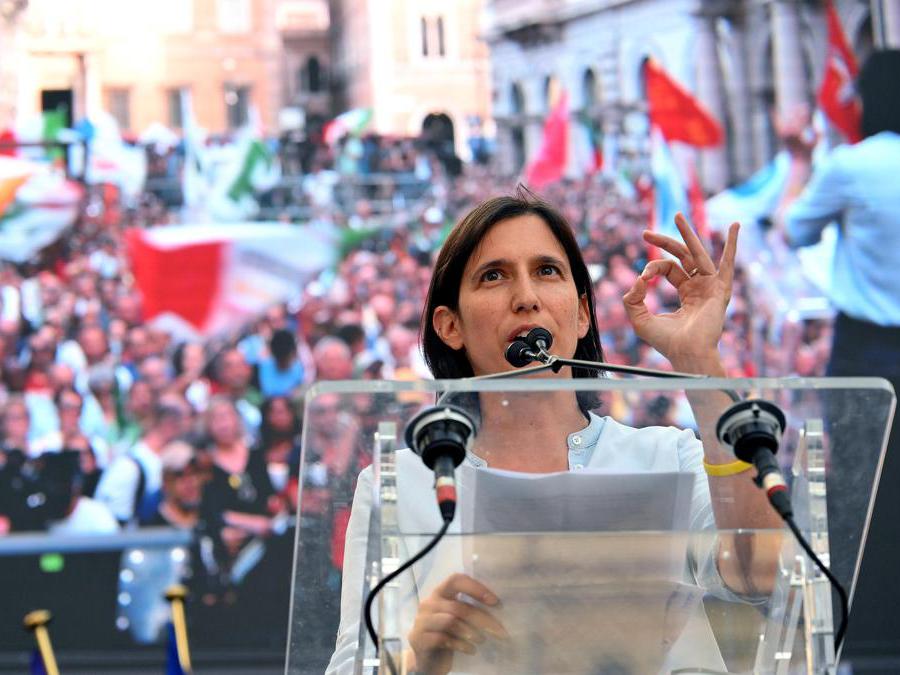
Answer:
[
  {"left": 23, "top": 610, "right": 60, "bottom": 675},
  {"left": 165, "top": 584, "right": 193, "bottom": 674}
]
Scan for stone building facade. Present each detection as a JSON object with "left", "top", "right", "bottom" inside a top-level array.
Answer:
[
  {"left": 484, "top": 0, "right": 900, "bottom": 190},
  {"left": 328, "top": 0, "right": 492, "bottom": 158},
  {"left": 1, "top": 0, "right": 331, "bottom": 135}
]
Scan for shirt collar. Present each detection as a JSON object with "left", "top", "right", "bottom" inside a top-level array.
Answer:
[{"left": 465, "top": 412, "right": 605, "bottom": 469}]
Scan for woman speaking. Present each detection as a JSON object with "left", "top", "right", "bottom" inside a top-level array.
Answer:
[{"left": 326, "top": 191, "right": 782, "bottom": 674}]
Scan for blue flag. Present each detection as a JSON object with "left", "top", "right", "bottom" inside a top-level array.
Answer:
[
  {"left": 29, "top": 649, "right": 47, "bottom": 675},
  {"left": 165, "top": 622, "right": 186, "bottom": 675}
]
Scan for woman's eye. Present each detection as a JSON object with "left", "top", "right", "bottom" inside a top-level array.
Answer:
[
  {"left": 481, "top": 269, "right": 502, "bottom": 282},
  {"left": 538, "top": 265, "right": 560, "bottom": 276}
]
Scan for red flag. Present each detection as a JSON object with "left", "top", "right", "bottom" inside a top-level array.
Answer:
[
  {"left": 525, "top": 91, "right": 569, "bottom": 188},
  {"left": 818, "top": 1, "right": 862, "bottom": 142},
  {"left": 644, "top": 58, "right": 723, "bottom": 147}
]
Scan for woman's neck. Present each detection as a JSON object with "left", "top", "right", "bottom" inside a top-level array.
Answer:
[
  {"left": 472, "top": 391, "right": 588, "bottom": 473},
  {"left": 214, "top": 441, "right": 249, "bottom": 472}
]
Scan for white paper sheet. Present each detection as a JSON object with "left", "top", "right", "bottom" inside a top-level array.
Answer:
[{"left": 447, "top": 468, "right": 711, "bottom": 674}]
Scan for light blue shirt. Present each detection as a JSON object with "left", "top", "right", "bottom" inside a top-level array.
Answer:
[
  {"left": 786, "top": 132, "right": 900, "bottom": 326},
  {"left": 326, "top": 414, "right": 734, "bottom": 674}
]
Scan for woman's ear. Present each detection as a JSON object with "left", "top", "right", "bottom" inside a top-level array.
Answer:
[
  {"left": 577, "top": 294, "right": 590, "bottom": 339},
  {"left": 432, "top": 306, "right": 465, "bottom": 350}
]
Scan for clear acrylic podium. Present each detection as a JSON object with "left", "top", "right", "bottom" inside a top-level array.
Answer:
[{"left": 286, "top": 377, "right": 894, "bottom": 674}]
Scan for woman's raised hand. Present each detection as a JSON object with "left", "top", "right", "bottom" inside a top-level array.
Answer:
[
  {"left": 622, "top": 213, "right": 739, "bottom": 373},
  {"left": 407, "top": 573, "right": 508, "bottom": 675}
]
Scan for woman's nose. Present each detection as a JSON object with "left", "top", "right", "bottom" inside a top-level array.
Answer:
[{"left": 511, "top": 277, "right": 541, "bottom": 313}]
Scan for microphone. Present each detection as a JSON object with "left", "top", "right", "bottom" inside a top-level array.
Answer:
[
  {"left": 505, "top": 327, "right": 554, "bottom": 368},
  {"left": 404, "top": 404, "right": 476, "bottom": 522},
  {"left": 716, "top": 399, "right": 791, "bottom": 518}
]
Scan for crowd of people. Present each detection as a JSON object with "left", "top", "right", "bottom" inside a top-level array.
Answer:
[{"left": 0, "top": 132, "right": 831, "bottom": 650}]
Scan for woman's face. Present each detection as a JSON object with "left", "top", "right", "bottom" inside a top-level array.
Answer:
[
  {"left": 207, "top": 401, "right": 242, "bottom": 446},
  {"left": 433, "top": 214, "right": 589, "bottom": 376},
  {"left": 266, "top": 397, "right": 294, "bottom": 432}
]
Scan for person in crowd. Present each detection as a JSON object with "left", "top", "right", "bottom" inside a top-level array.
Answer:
[
  {"left": 23, "top": 328, "right": 57, "bottom": 394},
  {"left": 117, "top": 378, "right": 155, "bottom": 451},
  {"left": 43, "top": 451, "right": 119, "bottom": 536},
  {"left": 258, "top": 395, "right": 302, "bottom": 490},
  {"left": 94, "top": 394, "right": 191, "bottom": 525},
  {"left": 213, "top": 348, "right": 262, "bottom": 439},
  {"left": 2, "top": 395, "right": 32, "bottom": 455},
  {"left": 312, "top": 337, "right": 353, "bottom": 381},
  {"left": 138, "top": 355, "right": 173, "bottom": 398},
  {"left": 120, "top": 326, "right": 153, "bottom": 380},
  {"left": 327, "top": 192, "right": 782, "bottom": 674},
  {"left": 145, "top": 439, "right": 204, "bottom": 529},
  {"left": 171, "top": 341, "right": 212, "bottom": 413},
  {"left": 258, "top": 329, "right": 305, "bottom": 398},
  {"left": 195, "top": 397, "right": 283, "bottom": 604}
]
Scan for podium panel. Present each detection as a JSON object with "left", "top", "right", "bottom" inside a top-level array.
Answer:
[{"left": 285, "top": 377, "right": 894, "bottom": 674}]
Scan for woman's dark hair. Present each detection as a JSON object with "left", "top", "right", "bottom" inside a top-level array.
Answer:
[
  {"left": 270, "top": 328, "right": 297, "bottom": 366},
  {"left": 259, "top": 395, "right": 301, "bottom": 447},
  {"left": 421, "top": 188, "right": 604, "bottom": 410},
  {"left": 858, "top": 49, "right": 900, "bottom": 138}
]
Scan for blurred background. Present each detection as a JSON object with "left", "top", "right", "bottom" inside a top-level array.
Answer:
[{"left": 0, "top": 0, "right": 897, "bottom": 672}]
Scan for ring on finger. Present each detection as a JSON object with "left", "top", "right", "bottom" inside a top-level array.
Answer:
[{"left": 687, "top": 267, "right": 700, "bottom": 278}]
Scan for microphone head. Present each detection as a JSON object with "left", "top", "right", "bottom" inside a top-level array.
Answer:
[
  {"left": 716, "top": 399, "right": 786, "bottom": 464},
  {"left": 405, "top": 405, "right": 475, "bottom": 470},
  {"left": 525, "top": 327, "right": 553, "bottom": 351},
  {"left": 505, "top": 339, "right": 535, "bottom": 368}
]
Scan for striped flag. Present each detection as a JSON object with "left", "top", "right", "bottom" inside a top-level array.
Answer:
[
  {"left": 126, "top": 222, "right": 337, "bottom": 338},
  {"left": 0, "top": 157, "right": 82, "bottom": 263},
  {"left": 818, "top": 1, "right": 861, "bottom": 142},
  {"left": 323, "top": 108, "right": 373, "bottom": 145}
]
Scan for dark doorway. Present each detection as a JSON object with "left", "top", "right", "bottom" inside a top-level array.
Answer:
[
  {"left": 422, "top": 112, "right": 455, "bottom": 150},
  {"left": 422, "top": 112, "right": 460, "bottom": 176},
  {"left": 40, "top": 89, "right": 74, "bottom": 127}
]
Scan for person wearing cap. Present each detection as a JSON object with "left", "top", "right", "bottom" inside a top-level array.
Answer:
[{"left": 144, "top": 440, "right": 203, "bottom": 529}]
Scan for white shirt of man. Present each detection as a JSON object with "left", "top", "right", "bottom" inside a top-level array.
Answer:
[{"left": 93, "top": 441, "right": 163, "bottom": 523}]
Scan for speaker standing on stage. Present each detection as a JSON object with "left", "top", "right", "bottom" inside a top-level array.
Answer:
[{"left": 327, "top": 191, "right": 783, "bottom": 675}]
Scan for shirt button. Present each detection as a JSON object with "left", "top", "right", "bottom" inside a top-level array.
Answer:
[
  {"left": 572, "top": 435, "right": 582, "bottom": 445},
  {"left": 574, "top": 463, "right": 584, "bottom": 470}
]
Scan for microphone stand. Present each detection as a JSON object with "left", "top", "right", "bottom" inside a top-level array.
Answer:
[{"left": 490, "top": 343, "right": 742, "bottom": 403}]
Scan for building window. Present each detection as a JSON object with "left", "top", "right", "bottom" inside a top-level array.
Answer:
[
  {"left": 107, "top": 88, "right": 131, "bottom": 130},
  {"left": 436, "top": 16, "right": 445, "bottom": 57},
  {"left": 217, "top": 0, "right": 251, "bottom": 34},
  {"left": 421, "top": 16, "right": 429, "bottom": 56},
  {"left": 305, "top": 56, "right": 322, "bottom": 93},
  {"left": 167, "top": 87, "right": 189, "bottom": 128},
  {"left": 225, "top": 84, "right": 250, "bottom": 129}
]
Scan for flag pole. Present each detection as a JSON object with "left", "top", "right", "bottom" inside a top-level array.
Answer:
[
  {"left": 165, "top": 585, "right": 193, "bottom": 674},
  {"left": 23, "top": 610, "right": 60, "bottom": 675}
]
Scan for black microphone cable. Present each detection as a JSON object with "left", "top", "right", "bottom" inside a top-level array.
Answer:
[
  {"left": 363, "top": 405, "right": 475, "bottom": 668},
  {"left": 717, "top": 399, "right": 850, "bottom": 652},
  {"left": 363, "top": 517, "right": 452, "bottom": 673}
]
